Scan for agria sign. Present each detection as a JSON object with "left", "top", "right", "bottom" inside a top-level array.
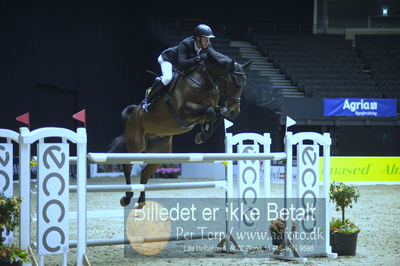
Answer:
[{"left": 324, "top": 98, "right": 397, "bottom": 117}]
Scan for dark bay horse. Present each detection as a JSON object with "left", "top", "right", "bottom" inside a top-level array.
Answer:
[{"left": 109, "top": 50, "right": 252, "bottom": 207}]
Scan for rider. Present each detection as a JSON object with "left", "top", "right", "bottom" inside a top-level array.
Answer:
[{"left": 142, "top": 24, "right": 215, "bottom": 111}]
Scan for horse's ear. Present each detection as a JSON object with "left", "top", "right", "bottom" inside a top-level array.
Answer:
[{"left": 241, "top": 60, "right": 253, "bottom": 72}]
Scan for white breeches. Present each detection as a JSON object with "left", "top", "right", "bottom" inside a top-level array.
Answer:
[{"left": 158, "top": 55, "right": 173, "bottom": 85}]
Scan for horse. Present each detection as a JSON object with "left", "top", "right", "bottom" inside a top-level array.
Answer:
[{"left": 109, "top": 49, "right": 252, "bottom": 207}]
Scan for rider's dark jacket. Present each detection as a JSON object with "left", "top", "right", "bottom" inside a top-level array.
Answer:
[{"left": 161, "top": 36, "right": 209, "bottom": 71}]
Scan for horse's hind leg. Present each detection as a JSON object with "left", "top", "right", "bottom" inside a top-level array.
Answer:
[
  {"left": 137, "top": 136, "right": 173, "bottom": 206},
  {"left": 120, "top": 164, "right": 133, "bottom": 206}
]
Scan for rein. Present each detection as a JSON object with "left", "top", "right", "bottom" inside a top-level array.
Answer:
[
  {"left": 203, "top": 67, "right": 220, "bottom": 95},
  {"left": 173, "top": 68, "right": 202, "bottom": 87}
]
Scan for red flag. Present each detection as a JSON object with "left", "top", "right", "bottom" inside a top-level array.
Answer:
[
  {"left": 16, "top": 112, "right": 30, "bottom": 129},
  {"left": 73, "top": 109, "right": 86, "bottom": 128}
]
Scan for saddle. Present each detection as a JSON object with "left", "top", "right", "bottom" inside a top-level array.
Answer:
[{"left": 140, "top": 71, "right": 180, "bottom": 112}]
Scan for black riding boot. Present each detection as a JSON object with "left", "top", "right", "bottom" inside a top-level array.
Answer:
[{"left": 143, "top": 77, "right": 165, "bottom": 112}]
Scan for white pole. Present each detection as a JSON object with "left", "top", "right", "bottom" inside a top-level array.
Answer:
[
  {"left": 323, "top": 133, "right": 331, "bottom": 254},
  {"left": 263, "top": 133, "right": 271, "bottom": 198},
  {"left": 284, "top": 132, "right": 293, "bottom": 257},
  {"left": 69, "top": 181, "right": 227, "bottom": 193},
  {"left": 76, "top": 128, "right": 87, "bottom": 266},
  {"left": 87, "top": 152, "right": 287, "bottom": 164},
  {"left": 19, "top": 127, "right": 32, "bottom": 266},
  {"left": 225, "top": 134, "right": 234, "bottom": 199},
  {"left": 225, "top": 133, "right": 233, "bottom": 252},
  {"left": 63, "top": 253, "right": 68, "bottom": 266},
  {"left": 284, "top": 132, "right": 293, "bottom": 202},
  {"left": 263, "top": 133, "right": 272, "bottom": 249}
]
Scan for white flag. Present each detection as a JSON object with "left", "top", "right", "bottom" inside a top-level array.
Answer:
[
  {"left": 286, "top": 116, "right": 296, "bottom": 129},
  {"left": 224, "top": 119, "right": 234, "bottom": 132}
]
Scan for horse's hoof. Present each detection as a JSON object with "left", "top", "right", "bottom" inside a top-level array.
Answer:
[
  {"left": 134, "top": 202, "right": 146, "bottom": 209},
  {"left": 120, "top": 196, "right": 131, "bottom": 207},
  {"left": 203, "top": 123, "right": 210, "bottom": 132},
  {"left": 219, "top": 107, "right": 228, "bottom": 116},
  {"left": 195, "top": 133, "right": 204, "bottom": 144}
]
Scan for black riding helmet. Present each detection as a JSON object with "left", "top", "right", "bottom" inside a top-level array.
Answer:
[{"left": 194, "top": 24, "right": 215, "bottom": 38}]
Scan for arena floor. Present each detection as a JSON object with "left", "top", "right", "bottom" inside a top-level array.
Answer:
[{"left": 27, "top": 176, "right": 400, "bottom": 265}]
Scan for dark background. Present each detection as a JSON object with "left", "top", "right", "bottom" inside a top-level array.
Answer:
[
  {"left": 0, "top": 0, "right": 312, "bottom": 152},
  {"left": 1, "top": 0, "right": 399, "bottom": 155}
]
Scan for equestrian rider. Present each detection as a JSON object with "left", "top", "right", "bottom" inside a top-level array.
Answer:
[{"left": 143, "top": 24, "right": 215, "bottom": 110}]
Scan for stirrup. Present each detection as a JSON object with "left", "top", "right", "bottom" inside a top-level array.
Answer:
[
  {"left": 141, "top": 99, "right": 150, "bottom": 113},
  {"left": 145, "top": 87, "right": 152, "bottom": 97},
  {"left": 141, "top": 88, "right": 154, "bottom": 112},
  {"left": 142, "top": 104, "right": 149, "bottom": 113}
]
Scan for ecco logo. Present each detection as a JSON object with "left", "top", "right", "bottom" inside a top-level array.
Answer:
[
  {"left": 0, "top": 145, "right": 11, "bottom": 193},
  {"left": 39, "top": 144, "right": 68, "bottom": 253},
  {"left": 240, "top": 145, "right": 259, "bottom": 227},
  {"left": 299, "top": 145, "right": 318, "bottom": 233}
]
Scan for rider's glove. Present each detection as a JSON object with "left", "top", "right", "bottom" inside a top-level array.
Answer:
[
  {"left": 199, "top": 52, "right": 208, "bottom": 60},
  {"left": 194, "top": 53, "right": 207, "bottom": 65}
]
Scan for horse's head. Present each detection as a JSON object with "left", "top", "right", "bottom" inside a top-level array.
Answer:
[
  {"left": 219, "top": 59, "right": 252, "bottom": 120},
  {"left": 200, "top": 49, "right": 252, "bottom": 120}
]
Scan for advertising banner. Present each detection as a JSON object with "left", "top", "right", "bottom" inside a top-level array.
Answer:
[
  {"left": 325, "top": 157, "right": 400, "bottom": 183},
  {"left": 324, "top": 98, "right": 397, "bottom": 117}
]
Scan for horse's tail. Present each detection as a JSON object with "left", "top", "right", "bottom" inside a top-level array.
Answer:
[
  {"left": 121, "top": 104, "right": 137, "bottom": 127},
  {"left": 108, "top": 104, "right": 138, "bottom": 153},
  {"left": 107, "top": 135, "right": 127, "bottom": 153}
]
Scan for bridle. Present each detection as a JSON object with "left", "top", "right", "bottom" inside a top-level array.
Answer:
[
  {"left": 203, "top": 66, "right": 243, "bottom": 109},
  {"left": 164, "top": 63, "right": 244, "bottom": 128}
]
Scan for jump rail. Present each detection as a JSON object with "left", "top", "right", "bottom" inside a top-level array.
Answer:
[
  {"left": 69, "top": 233, "right": 219, "bottom": 248},
  {"left": 87, "top": 152, "right": 287, "bottom": 164},
  {"left": 69, "top": 181, "right": 227, "bottom": 193}
]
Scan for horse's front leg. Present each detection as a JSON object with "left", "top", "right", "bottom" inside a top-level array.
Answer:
[
  {"left": 121, "top": 112, "right": 146, "bottom": 207},
  {"left": 183, "top": 102, "right": 217, "bottom": 120},
  {"left": 136, "top": 136, "right": 173, "bottom": 208},
  {"left": 136, "top": 164, "right": 162, "bottom": 208},
  {"left": 195, "top": 116, "right": 224, "bottom": 144},
  {"left": 181, "top": 102, "right": 220, "bottom": 144}
]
